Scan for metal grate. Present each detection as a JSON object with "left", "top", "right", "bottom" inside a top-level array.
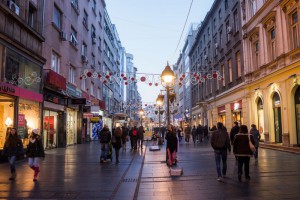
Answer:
[
  {"left": 52, "top": 192, "right": 80, "bottom": 199},
  {"left": 122, "top": 178, "right": 138, "bottom": 182}
]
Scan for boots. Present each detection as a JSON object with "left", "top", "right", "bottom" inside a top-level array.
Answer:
[
  {"left": 32, "top": 166, "right": 40, "bottom": 181},
  {"left": 9, "top": 172, "right": 16, "bottom": 181}
]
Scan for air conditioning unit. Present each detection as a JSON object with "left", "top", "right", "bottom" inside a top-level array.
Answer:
[
  {"left": 92, "top": 37, "right": 97, "bottom": 44},
  {"left": 8, "top": 0, "right": 20, "bottom": 16},
  {"left": 215, "top": 43, "right": 219, "bottom": 49},
  {"left": 60, "top": 31, "right": 67, "bottom": 41},
  {"left": 227, "top": 26, "right": 232, "bottom": 33}
]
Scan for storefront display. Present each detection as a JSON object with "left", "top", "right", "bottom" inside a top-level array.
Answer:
[
  {"left": 257, "top": 98, "right": 264, "bottom": 140},
  {"left": 218, "top": 106, "right": 226, "bottom": 126},
  {"left": 66, "top": 108, "right": 77, "bottom": 145},
  {"left": 0, "top": 95, "right": 15, "bottom": 149},
  {"left": 231, "top": 100, "right": 243, "bottom": 124}
]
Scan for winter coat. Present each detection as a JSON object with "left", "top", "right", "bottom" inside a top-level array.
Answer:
[
  {"left": 210, "top": 129, "right": 231, "bottom": 151},
  {"left": 2, "top": 134, "right": 23, "bottom": 157},
  {"left": 233, "top": 133, "right": 255, "bottom": 157},
  {"left": 165, "top": 131, "right": 178, "bottom": 153},
  {"left": 99, "top": 127, "right": 111, "bottom": 143},
  {"left": 250, "top": 128, "right": 260, "bottom": 147},
  {"left": 26, "top": 135, "right": 45, "bottom": 158},
  {"left": 138, "top": 126, "right": 145, "bottom": 139},
  {"left": 113, "top": 129, "right": 122, "bottom": 149},
  {"left": 230, "top": 125, "right": 240, "bottom": 144},
  {"left": 185, "top": 126, "right": 191, "bottom": 135}
]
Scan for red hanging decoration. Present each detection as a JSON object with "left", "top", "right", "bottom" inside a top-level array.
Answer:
[
  {"left": 123, "top": 77, "right": 127, "bottom": 81},
  {"left": 121, "top": 73, "right": 124, "bottom": 77},
  {"left": 149, "top": 83, "right": 152, "bottom": 86},
  {"left": 131, "top": 77, "right": 135, "bottom": 81},
  {"left": 105, "top": 75, "right": 110, "bottom": 79},
  {"left": 180, "top": 77, "right": 183, "bottom": 81},
  {"left": 87, "top": 72, "right": 92, "bottom": 77},
  {"left": 140, "top": 76, "right": 146, "bottom": 82},
  {"left": 194, "top": 73, "right": 197, "bottom": 77},
  {"left": 203, "top": 75, "right": 207, "bottom": 79},
  {"left": 103, "top": 80, "right": 107, "bottom": 84},
  {"left": 98, "top": 74, "right": 102, "bottom": 78},
  {"left": 182, "top": 74, "right": 186, "bottom": 78},
  {"left": 109, "top": 72, "right": 113, "bottom": 76},
  {"left": 212, "top": 73, "right": 217, "bottom": 79},
  {"left": 155, "top": 83, "right": 158, "bottom": 86},
  {"left": 125, "top": 82, "right": 128, "bottom": 85}
]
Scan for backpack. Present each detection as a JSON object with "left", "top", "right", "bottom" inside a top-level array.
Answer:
[{"left": 133, "top": 129, "right": 137, "bottom": 136}]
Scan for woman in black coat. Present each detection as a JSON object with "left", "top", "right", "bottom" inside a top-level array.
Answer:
[
  {"left": 113, "top": 127, "right": 122, "bottom": 164},
  {"left": 233, "top": 125, "right": 255, "bottom": 182},
  {"left": 2, "top": 127, "right": 23, "bottom": 180},
  {"left": 165, "top": 126, "right": 178, "bottom": 166}
]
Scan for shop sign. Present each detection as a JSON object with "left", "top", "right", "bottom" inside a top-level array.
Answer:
[
  {"left": 90, "top": 117, "right": 100, "bottom": 123},
  {"left": 218, "top": 105, "right": 226, "bottom": 113},
  {"left": 70, "top": 98, "right": 86, "bottom": 105},
  {"left": 0, "top": 82, "right": 16, "bottom": 95},
  {"left": 66, "top": 83, "right": 82, "bottom": 98},
  {"left": 18, "top": 114, "right": 25, "bottom": 126},
  {"left": 231, "top": 100, "right": 242, "bottom": 111},
  {"left": 83, "top": 113, "right": 93, "bottom": 118}
]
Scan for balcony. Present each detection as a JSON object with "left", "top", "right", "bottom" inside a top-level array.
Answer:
[{"left": 44, "top": 69, "right": 66, "bottom": 91}]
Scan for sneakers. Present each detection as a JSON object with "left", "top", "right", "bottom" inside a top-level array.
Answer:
[{"left": 217, "top": 177, "right": 223, "bottom": 182}]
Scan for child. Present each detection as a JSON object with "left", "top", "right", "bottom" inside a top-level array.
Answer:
[{"left": 26, "top": 129, "right": 45, "bottom": 181}]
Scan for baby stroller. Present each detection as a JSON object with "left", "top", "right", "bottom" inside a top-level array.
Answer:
[{"left": 107, "top": 142, "right": 113, "bottom": 162}]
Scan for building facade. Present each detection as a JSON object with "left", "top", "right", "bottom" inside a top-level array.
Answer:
[
  {"left": 242, "top": 0, "right": 300, "bottom": 146},
  {"left": 0, "top": 0, "right": 45, "bottom": 152},
  {"left": 43, "top": 0, "right": 106, "bottom": 147},
  {"left": 190, "top": 0, "right": 245, "bottom": 130}
]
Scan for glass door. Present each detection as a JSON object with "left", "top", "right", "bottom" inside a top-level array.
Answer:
[
  {"left": 273, "top": 93, "right": 282, "bottom": 143},
  {"left": 295, "top": 86, "right": 300, "bottom": 146}
]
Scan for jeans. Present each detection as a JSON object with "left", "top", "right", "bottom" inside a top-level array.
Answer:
[
  {"left": 28, "top": 157, "right": 40, "bottom": 168},
  {"left": 100, "top": 143, "right": 109, "bottom": 160},
  {"left": 214, "top": 149, "right": 228, "bottom": 177},
  {"left": 238, "top": 156, "right": 250, "bottom": 177},
  {"left": 254, "top": 147, "right": 258, "bottom": 159},
  {"left": 8, "top": 156, "right": 16, "bottom": 173}
]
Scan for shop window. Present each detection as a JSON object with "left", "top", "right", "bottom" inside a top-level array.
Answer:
[{"left": 0, "top": 95, "right": 15, "bottom": 149}]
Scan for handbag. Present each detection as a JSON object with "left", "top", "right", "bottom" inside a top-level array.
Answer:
[{"left": 248, "top": 134, "right": 256, "bottom": 153}]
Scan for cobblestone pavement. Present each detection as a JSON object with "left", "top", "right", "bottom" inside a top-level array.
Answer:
[{"left": 0, "top": 140, "right": 300, "bottom": 200}]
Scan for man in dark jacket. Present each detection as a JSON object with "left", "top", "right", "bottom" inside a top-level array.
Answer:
[
  {"left": 230, "top": 121, "right": 240, "bottom": 145},
  {"left": 210, "top": 122, "right": 231, "bottom": 182},
  {"left": 99, "top": 125, "right": 111, "bottom": 163},
  {"left": 137, "top": 126, "right": 145, "bottom": 149}
]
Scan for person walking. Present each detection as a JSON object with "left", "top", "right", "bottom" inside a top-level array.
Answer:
[
  {"left": 250, "top": 124, "right": 260, "bottom": 160},
  {"left": 165, "top": 126, "right": 178, "bottom": 166},
  {"left": 2, "top": 127, "right": 23, "bottom": 181},
  {"left": 230, "top": 121, "right": 240, "bottom": 145},
  {"left": 185, "top": 125, "right": 191, "bottom": 143},
  {"left": 137, "top": 125, "right": 145, "bottom": 149},
  {"left": 132, "top": 126, "right": 138, "bottom": 150},
  {"left": 121, "top": 125, "right": 128, "bottom": 151},
  {"left": 210, "top": 122, "right": 231, "bottom": 182},
  {"left": 191, "top": 125, "right": 197, "bottom": 143},
  {"left": 233, "top": 125, "right": 255, "bottom": 182},
  {"left": 26, "top": 129, "right": 45, "bottom": 181},
  {"left": 99, "top": 125, "right": 111, "bottom": 163},
  {"left": 196, "top": 124, "right": 203, "bottom": 142},
  {"left": 113, "top": 126, "right": 122, "bottom": 164}
]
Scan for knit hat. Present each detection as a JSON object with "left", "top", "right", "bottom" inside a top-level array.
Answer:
[{"left": 32, "top": 129, "right": 40, "bottom": 135}]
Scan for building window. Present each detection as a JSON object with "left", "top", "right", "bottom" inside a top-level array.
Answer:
[
  {"left": 98, "top": 36, "right": 102, "bottom": 49},
  {"left": 70, "top": 26, "right": 78, "bottom": 46},
  {"left": 91, "top": 24, "right": 96, "bottom": 38},
  {"left": 51, "top": 51, "right": 60, "bottom": 73},
  {"left": 219, "top": 30, "right": 223, "bottom": 46},
  {"left": 53, "top": 5, "right": 62, "bottom": 29},
  {"left": 208, "top": 28, "right": 210, "bottom": 36},
  {"left": 269, "top": 28, "right": 276, "bottom": 61},
  {"left": 81, "top": 79, "right": 86, "bottom": 91},
  {"left": 225, "top": 0, "right": 228, "bottom": 10},
  {"left": 252, "top": 41, "right": 259, "bottom": 70},
  {"left": 228, "top": 59, "right": 232, "bottom": 82},
  {"left": 219, "top": 9, "right": 222, "bottom": 19},
  {"left": 290, "top": 11, "right": 299, "bottom": 49},
  {"left": 233, "top": 10, "right": 239, "bottom": 33},
  {"left": 97, "top": 87, "right": 101, "bottom": 99},
  {"left": 83, "top": 10, "right": 88, "bottom": 27},
  {"left": 236, "top": 51, "right": 241, "bottom": 77},
  {"left": 91, "top": 82, "right": 94, "bottom": 96},
  {"left": 69, "top": 66, "right": 75, "bottom": 84},
  {"left": 91, "top": 54, "right": 95, "bottom": 69},
  {"left": 82, "top": 43, "right": 87, "bottom": 56},
  {"left": 216, "top": 75, "right": 220, "bottom": 90},
  {"left": 252, "top": 0, "right": 257, "bottom": 16},
  {"left": 213, "top": 18, "right": 216, "bottom": 28},
  {"left": 71, "top": 0, "right": 79, "bottom": 10},
  {"left": 28, "top": 4, "right": 37, "bottom": 29},
  {"left": 226, "top": 21, "right": 231, "bottom": 42},
  {"left": 92, "top": 0, "right": 96, "bottom": 11},
  {"left": 222, "top": 65, "right": 225, "bottom": 86}
]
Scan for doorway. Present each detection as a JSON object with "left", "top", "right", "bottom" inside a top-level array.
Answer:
[
  {"left": 273, "top": 93, "right": 282, "bottom": 143},
  {"left": 295, "top": 86, "right": 300, "bottom": 146}
]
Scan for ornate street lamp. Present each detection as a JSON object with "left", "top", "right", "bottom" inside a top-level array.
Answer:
[
  {"left": 139, "top": 108, "right": 144, "bottom": 126},
  {"left": 156, "top": 94, "right": 164, "bottom": 134},
  {"left": 161, "top": 63, "right": 176, "bottom": 126}
]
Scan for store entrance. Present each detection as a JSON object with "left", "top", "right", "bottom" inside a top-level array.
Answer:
[
  {"left": 295, "top": 86, "right": 300, "bottom": 146},
  {"left": 0, "top": 95, "right": 15, "bottom": 149},
  {"left": 273, "top": 93, "right": 282, "bottom": 143}
]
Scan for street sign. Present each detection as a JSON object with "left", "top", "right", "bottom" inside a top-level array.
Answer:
[{"left": 90, "top": 117, "right": 100, "bottom": 123}]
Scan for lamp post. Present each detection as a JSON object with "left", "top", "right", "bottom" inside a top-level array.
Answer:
[
  {"left": 156, "top": 94, "right": 164, "bottom": 134},
  {"left": 161, "top": 63, "right": 176, "bottom": 127},
  {"left": 139, "top": 108, "right": 144, "bottom": 126}
]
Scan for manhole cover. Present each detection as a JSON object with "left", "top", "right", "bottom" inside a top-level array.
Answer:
[{"left": 52, "top": 192, "right": 80, "bottom": 199}]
